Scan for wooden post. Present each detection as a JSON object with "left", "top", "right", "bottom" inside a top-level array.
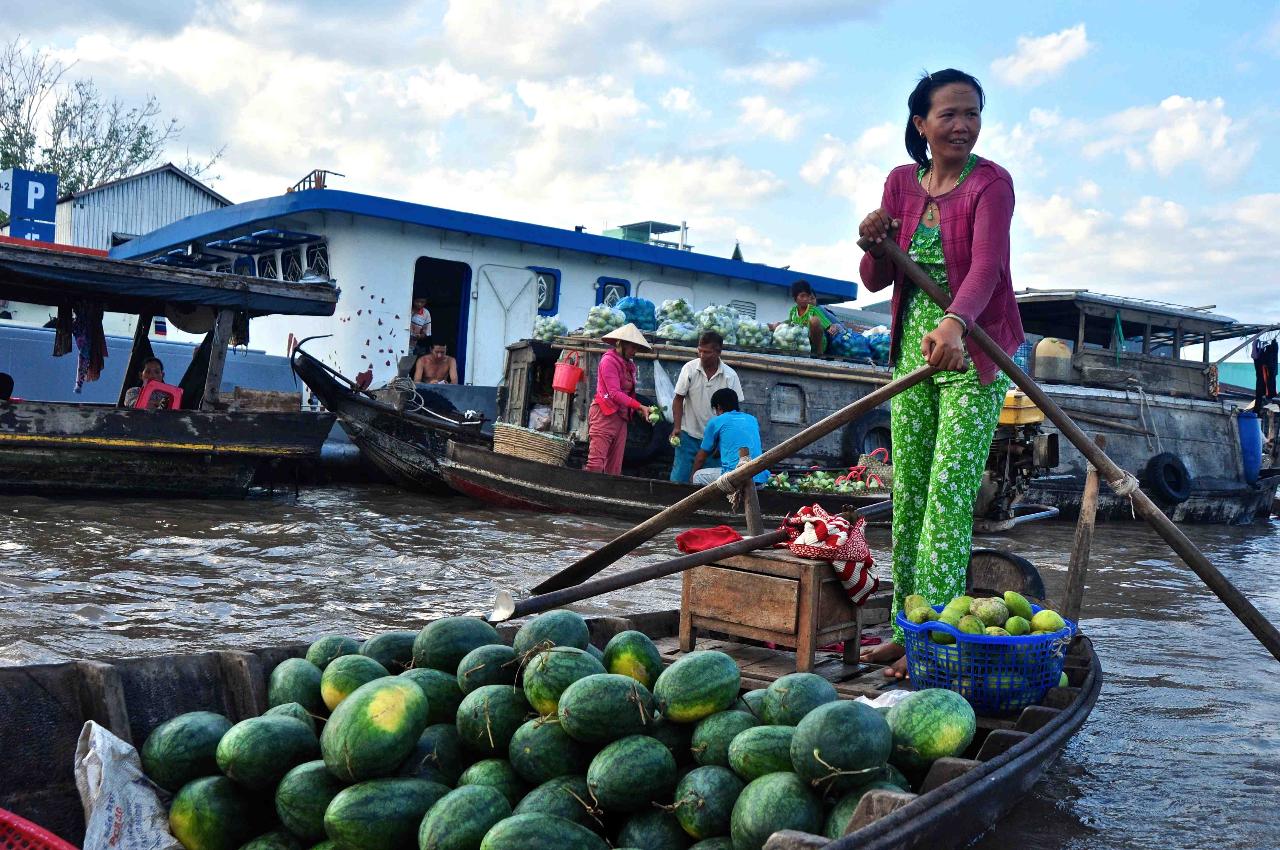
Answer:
[
  {"left": 862, "top": 236, "right": 1280, "bottom": 664},
  {"left": 739, "top": 446, "right": 765, "bottom": 536},
  {"left": 117, "top": 313, "right": 154, "bottom": 406},
  {"left": 1064, "top": 435, "right": 1103, "bottom": 623},
  {"left": 201, "top": 308, "right": 236, "bottom": 411}
]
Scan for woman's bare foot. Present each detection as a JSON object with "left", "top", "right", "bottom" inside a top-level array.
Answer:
[
  {"left": 883, "top": 655, "right": 909, "bottom": 680},
  {"left": 859, "top": 641, "right": 905, "bottom": 665}
]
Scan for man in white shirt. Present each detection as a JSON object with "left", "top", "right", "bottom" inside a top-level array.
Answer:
[{"left": 670, "top": 330, "right": 744, "bottom": 483}]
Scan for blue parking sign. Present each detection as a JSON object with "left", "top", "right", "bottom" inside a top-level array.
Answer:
[
  {"left": 7, "top": 219, "right": 55, "bottom": 242},
  {"left": 0, "top": 169, "right": 58, "bottom": 224}
]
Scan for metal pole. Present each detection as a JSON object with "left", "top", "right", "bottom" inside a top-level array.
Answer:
[{"left": 862, "top": 236, "right": 1280, "bottom": 663}]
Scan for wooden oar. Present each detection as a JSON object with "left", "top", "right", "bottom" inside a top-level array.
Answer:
[
  {"left": 496, "top": 500, "right": 893, "bottom": 621},
  {"left": 860, "top": 236, "right": 1280, "bottom": 663},
  {"left": 530, "top": 366, "right": 934, "bottom": 594}
]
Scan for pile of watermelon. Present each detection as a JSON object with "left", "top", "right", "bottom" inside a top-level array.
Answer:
[{"left": 140, "top": 609, "right": 978, "bottom": 850}]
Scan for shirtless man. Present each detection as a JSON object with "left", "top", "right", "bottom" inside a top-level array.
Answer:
[{"left": 413, "top": 344, "right": 458, "bottom": 384}]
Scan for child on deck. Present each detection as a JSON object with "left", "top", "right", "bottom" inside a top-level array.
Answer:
[{"left": 690, "top": 388, "right": 771, "bottom": 486}]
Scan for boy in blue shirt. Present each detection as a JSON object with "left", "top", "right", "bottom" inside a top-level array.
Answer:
[{"left": 691, "top": 388, "right": 771, "bottom": 486}]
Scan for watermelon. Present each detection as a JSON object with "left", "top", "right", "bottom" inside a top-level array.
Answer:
[
  {"left": 729, "top": 772, "right": 822, "bottom": 850},
  {"left": 512, "top": 609, "right": 590, "bottom": 657},
  {"left": 653, "top": 651, "right": 740, "bottom": 724},
  {"left": 823, "top": 780, "right": 903, "bottom": 839},
  {"left": 268, "top": 658, "right": 325, "bottom": 716},
  {"left": 734, "top": 689, "right": 766, "bottom": 719},
  {"left": 399, "top": 723, "right": 469, "bottom": 784},
  {"left": 456, "top": 684, "right": 531, "bottom": 756},
  {"left": 479, "top": 813, "right": 607, "bottom": 850},
  {"left": 321, "top": 677, "right": 430, "bottom": 782},
  {"left": 617, "top": 809, "right": 690, "bottom": 850},
  {"left": 886, "top": 688, "right": 977, "bottom": 770},
  {"left": 360, "top": 631, "right": 417, "bottom": 672},
  {"left": 878, "top": 762, "right": 913, "bottom": 791},
  {"left": 215, "top": 716, "right": 318, "bottom": 790},
  {"left": 400, "top": 668, "right": 464, "bottom": 724},
  {"left": 320, "top": 654, "right": 390, "bottom": 711},
  {"left": 650, "top": 714, "right": 695, "bottom": 764},
  {"left": 601, "top": 630, "right": 664, "bottom": 689},
  {"left": 323, "top": 777, "right": 449, "bottom": 850},
  {"left": 672, "top": 765, "right": 743, "bottom": 840},
  {"left": 306, "top": 635, "right": 360, "bottom": 670},
  {"left": 586, "top": 734, "right": 676, "bottom": 811},
  {"left": 514, "top": 775, "right": 600, "bottom": 830},
  {"left": 458, "top": 758, "right": 529, "bottom": 807},
  {"left": 727, "top": 725, "right": 795, "bottom": 781},
  {"left": 585, "top": 643, "right": 605, "bottom": 663},
  {"left": 790, "top": 700, "right": 892, "bottom": 793},
  {"left": 688, "top": 840, "right": 734, "bottom": 850},
  {"left": 239, "top": 831, "right": 302, "bottom": 850},
  {"left": 690, "top": 711, "right": 757, "bottom": 768},
  {"left": 457, "top": 644, "right": 518, "bottom": 694},
  {"left": 140, "top": 710, "right": 232, "bottom": 791},
  {"left": 522, "top": 647, "right": 605, "bottom": 716},
  {"left": 761, "top": 672, "right": 837, "bottom": 725},
  {"left": 509, "top": 717, "right": 589, "bottom": 785},
  {"left": 557, "top": 673, "right": 655, "bottom": 743},
  {"left": 167, "top": 776, "right": 263, "bottom": 850},
  {"left": 309, "top": 843, "right": 338, "bottom": 850},
  {"left": 415, "top": 617, "right": 501, "bottom": 672},
  {"left": 418, "top": 785, "right": 512, "bottom": 850},
  {"left": 265, "top": 702, "right": 317, "bottom": 735},
  {"left": 275, "top": 760, "right": 345, "bottom": 842}
]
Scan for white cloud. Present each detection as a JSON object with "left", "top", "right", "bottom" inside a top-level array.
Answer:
[
  {"left": 725, "top": 55, "right": 821, "bottom": 91},
  {"left": 738, "top": 96, "right": 800, "bottom": 141},
  {"left": 799, "top": 123, "right": 901, "bottom": 214},
  {"left": 1084, "top": 95, "right": 1256, "bottom": 181},
  {"left": 660, "top": 87, "right": 698, "bottom": 113},
  {"left": 991, "top": 24, "right": 1092, "bottom": 87},
  {"left": 1122, "top": 196, "right": 1188, "bottom": 229},
  {"left": 1076, "top": 180, "right": 1101, "bottom": 201}
]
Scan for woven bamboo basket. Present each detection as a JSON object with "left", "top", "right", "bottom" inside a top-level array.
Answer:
[
  {"left": 858, "top": 447, "right": 894, "bottom": 490},
  {"left": 493, "top": 422, "right": 573, "bottom": 466}
]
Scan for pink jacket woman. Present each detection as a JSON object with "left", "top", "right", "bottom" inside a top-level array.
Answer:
[{"left": 585, "top": 324, "right": 651, "bottom": 475}]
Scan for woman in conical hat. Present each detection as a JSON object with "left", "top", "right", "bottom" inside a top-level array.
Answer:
[{"left": 585, "top": 323, "right": 652, "bottom": 475}]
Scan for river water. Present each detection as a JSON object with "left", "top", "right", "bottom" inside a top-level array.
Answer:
[{"left": 1, "top": 485, "right": 1277, "bottom": 850}]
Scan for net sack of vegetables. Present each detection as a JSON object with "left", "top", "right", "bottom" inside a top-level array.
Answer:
[{"left": 615, "top": 296, "right": 658, "bottom": 331}]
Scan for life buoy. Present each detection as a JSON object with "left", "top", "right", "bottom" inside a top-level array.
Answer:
[
  {"left": 1143, "top": 452, "right": 1191, "bottom": 504},
  {"left": 841, "top": 408, "right": 892, "bottom": 465}
]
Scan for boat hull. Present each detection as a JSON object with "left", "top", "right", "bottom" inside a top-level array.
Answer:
[{"left": 0, "top": 400, "right": 333, "bottom": 497}]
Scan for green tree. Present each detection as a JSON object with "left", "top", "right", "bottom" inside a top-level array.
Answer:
[{"left": 0, "top": 37, "right": 223, "bottom": 198}]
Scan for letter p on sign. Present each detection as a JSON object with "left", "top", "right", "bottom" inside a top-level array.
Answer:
[{"left": 26, "top": 180, "right": 44, "bottom": 210}]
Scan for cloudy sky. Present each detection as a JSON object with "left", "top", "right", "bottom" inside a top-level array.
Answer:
[{"left": 14, "top": 1, "right": 1280, "bottom": 322}]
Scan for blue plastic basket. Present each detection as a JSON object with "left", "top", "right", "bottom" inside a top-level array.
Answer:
[{"left": 898, "top": 603, "right": 1076, "bottom": 716}]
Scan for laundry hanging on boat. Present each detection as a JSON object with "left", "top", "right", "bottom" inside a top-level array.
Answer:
[
  {"left": 71, "top": 303, "right": 107, "bottom": 393},
  {"left": 1252, "top": 338, "right": 1277, "bottom": 408},
  {"left": 52, "top": 304, "right": 73, "bottom": 357}
]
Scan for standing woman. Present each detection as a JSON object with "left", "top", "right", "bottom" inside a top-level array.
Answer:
[
  {"left": 584, "top": 323, "right": 653, "bottom": 475},
  {"left": 857, "top": 69, "right": 1024, "bottom": 678}
]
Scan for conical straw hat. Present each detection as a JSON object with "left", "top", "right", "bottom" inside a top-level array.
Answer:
[{"left": 601, "top": 323, "right": 653, "bottom": 351}]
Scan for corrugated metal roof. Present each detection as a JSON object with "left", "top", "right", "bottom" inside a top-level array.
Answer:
[
  {"left": 57, "top": 163, "right": 232, "bottom": 206},
  {"left": 110, "top": 189, "right": 858, "bottom": 300}
]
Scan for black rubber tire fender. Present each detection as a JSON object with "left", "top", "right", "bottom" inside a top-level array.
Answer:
[
  {"left": 1143, "top": 452, "right": 1192, "bottom": 504},
  {"left": 841, "top": 407, "right": 892, "bottom": 465}
]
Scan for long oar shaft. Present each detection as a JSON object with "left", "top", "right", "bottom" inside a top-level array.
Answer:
[
  {"left": 862, "top": 236, "right": 1280, "bottom": 663},
  {"left": 530, "top": 366, "right": 934, "bottom": 594}
]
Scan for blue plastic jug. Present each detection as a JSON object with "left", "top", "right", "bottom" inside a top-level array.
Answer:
[{"left": 1238, "top": 411, "right": 1263, "bottom": 484}]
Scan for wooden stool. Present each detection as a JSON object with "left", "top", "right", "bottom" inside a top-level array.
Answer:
[{"left": 680, "top": 549, "right": 886, "bottom": 672}]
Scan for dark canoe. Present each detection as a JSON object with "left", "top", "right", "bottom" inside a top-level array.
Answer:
[
  {"left": 0, "top": 399, "right": 333, "bottom": 497},
  {"left": 291, "top": 346, "right": 487, "bottom": 494},
  {"left": 0, "top": 608, "right": 1099, "bottom": 849},
  {"left": 443, "top": 438, "right": 886, "bottom": 523}
]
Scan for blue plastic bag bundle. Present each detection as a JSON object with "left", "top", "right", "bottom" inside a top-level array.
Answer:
[
  {"left": 615, "top": 296, "right": 657, "bottom": 331},
  {"left": 863, "top": 326, "right": 892, "bottom": 365},
  {"left": 828, "top": 328, "right": 871, "bottom": 361}
]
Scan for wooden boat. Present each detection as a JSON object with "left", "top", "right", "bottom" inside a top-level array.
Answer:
[
  {"left": 0, "top": 241, "right": 338, "bottom": 497},
  {"left": 0, "top": 601, "right": 1099, "bottom": 849}
]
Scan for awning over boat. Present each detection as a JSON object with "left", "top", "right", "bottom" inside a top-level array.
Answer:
[{"left": 0, "top": 241, "right": 337, "bottom": 317}]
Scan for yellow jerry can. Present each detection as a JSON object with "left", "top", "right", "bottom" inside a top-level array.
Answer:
[{"left": 999, "top": 389, "right": 1044, "bottom": 426}]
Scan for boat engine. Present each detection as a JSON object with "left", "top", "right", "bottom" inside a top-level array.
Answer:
[{"left": 974, "top": 391, "right": 1059, "bottom": 532}]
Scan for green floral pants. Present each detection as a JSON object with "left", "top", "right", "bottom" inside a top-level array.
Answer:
[{"left": 890, "top": 288, "right": 1009, "bottom": 643}]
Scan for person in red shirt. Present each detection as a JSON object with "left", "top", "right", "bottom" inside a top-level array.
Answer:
[{"left": 584, "top": 324, "right": 652, "bottom": 475}]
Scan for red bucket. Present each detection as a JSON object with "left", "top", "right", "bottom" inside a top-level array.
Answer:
[
  {"left": 552, "top": 354, "right": 584, "bottom": 394},
  {"left": 0, "top": 808, "right": 78, "bottom": 850}
]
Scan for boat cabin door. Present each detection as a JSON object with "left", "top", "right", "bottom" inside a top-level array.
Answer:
[
  {"left": 470, "top": 264, "right": 540, "bottom": 386},
  {"left": 413, "top": 256, "right": 472, "bottom": 382}
]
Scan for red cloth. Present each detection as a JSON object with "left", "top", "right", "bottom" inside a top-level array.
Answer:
[
  {"left": 858, "top": 157, "right": 1024, "bottom": 385},
  {"left": 675, "top": 525, "right": 743, "bottom": 554},
  {"left": 584, "top": 402, "right": 629, "bottom": 474}
]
